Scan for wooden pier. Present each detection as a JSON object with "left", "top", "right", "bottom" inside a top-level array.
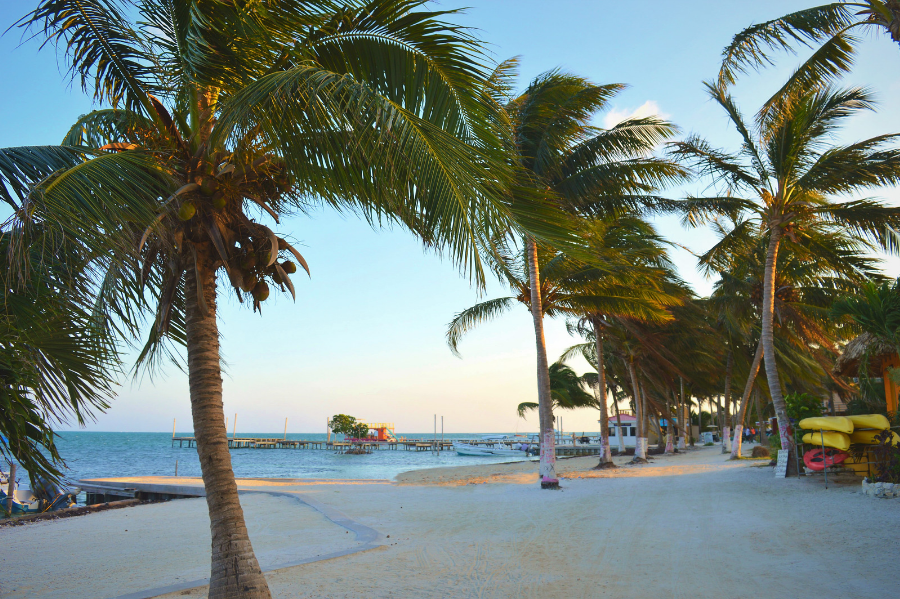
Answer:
[{"left": 171, "top": 436, "right": 601, "bottom": 456}]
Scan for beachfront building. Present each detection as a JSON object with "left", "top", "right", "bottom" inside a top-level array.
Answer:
[{"left": 604, "top": 414, "right": 638, "bottom": 447}]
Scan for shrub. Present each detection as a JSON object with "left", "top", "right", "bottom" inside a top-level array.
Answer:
[
  {"left": 784, "top": 392, "right": 823, "bottom": 422},
  {"left": 873, "top": 430, "right": 900, "bottom": 484},
  {"left": 328, "top": 414, "right": 370, "bottom": 440}
]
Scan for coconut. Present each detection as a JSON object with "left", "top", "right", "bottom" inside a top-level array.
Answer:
[
  {"left": 240, "top": 273, "right": 257, "bottom": 293},
  {"left": 177, "top": 201, "right": 196, "bottom": 221},
  {"left": 211, "top": 190, "right": 227, "bottom": 210},
  {"left": 281, "top": 260, "right": 297, "bottom": 274},
  {"left": 277, "top": 237, "right": 288, "bottom": 250},
  {"left": 200, "top": 176, "right": 219, "bottom": 196},
  {"left": 241, "top": 252, "right": 258, "bottom": 269},
  {"left": 252, "top": 281, "right": 270, "bottom": 301},
  {"left": 271, "top": 269, "right": 283, "bottom": 284}
]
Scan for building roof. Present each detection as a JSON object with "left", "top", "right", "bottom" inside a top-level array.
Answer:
[
  {"left": 833, "top": 332, "right": 897, "bottom": 377},
  {"left": 599, "top": 414, "right": 637, "bottom": 422}
]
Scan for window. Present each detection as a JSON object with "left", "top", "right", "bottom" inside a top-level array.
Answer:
[
  {"left": 609, "top": 428, "right": 616, "bottom": 437},
  {"left": 630, "top": 427, "right": 636, "bottom": 436}
]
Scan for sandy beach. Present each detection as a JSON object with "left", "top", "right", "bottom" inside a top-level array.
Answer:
[{"left": 2, "top": 445, "right": 897, "bottom": 599}]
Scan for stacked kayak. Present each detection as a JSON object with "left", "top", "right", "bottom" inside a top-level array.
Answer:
[{"left": 799, "top": 414, "right": 896, "bottom": 473}]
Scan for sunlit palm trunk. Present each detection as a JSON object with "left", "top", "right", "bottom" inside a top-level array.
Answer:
[
  {"left": 722, "top": 351, "right": 733, "bottom": 453},
  {"left": 627, "top": 360, "right": 647, "bottom": 462},
  {"left": 677, "top": 378, "right": 687, "bottom": 450},
  {"left": 592, "top": 317, "right": 614, "bottom": 467},
  {"left": 761, "top": 226, "right": 797, "bottom": 472},
  {"left": 525, "top": 237, "right": 557, "bottom": 488},
  {"left": 754, "top": 388, "right": 766, "bottom": 445},
  {"left": 185, "top": 248, "right": 271, "bottom": 599},
  {"left": 730, "top": 340, "right": 764, "bottom": 459}
]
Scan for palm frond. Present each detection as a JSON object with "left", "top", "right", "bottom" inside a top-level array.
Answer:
[{"left": 446, "top": 297, "right": 517, "bottom": 356}]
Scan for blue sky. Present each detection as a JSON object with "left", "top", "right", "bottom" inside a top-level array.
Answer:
[{"left": 2, "top": 1, "right": 899, "bottom": 434}]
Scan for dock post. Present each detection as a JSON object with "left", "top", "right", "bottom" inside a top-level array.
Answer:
[
  {"left": 284, "top": 418, "right": 288, "bottom": 441},
  {"left": 172, "top": 418, "right": 176, "bottom": 447},
  {"left": 232, "top": 413, "right": 237, "bottom": 440},
  {"left": 441, "top": 416, "right": 444, "bottom": 452}
]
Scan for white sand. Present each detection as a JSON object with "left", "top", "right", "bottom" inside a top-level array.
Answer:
[{"left": 3, "top": 446, "right": 898, "bottom": 599}]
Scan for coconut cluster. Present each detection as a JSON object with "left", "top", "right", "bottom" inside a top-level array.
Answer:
[{"left": 167, "top": 154, "right": 306, "bottom": 312}]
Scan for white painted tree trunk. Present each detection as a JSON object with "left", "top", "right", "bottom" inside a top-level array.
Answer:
[
  {"left": 731, "top": 340, "right": 764, "bottom": 460},
  {"left": 592, "top": 318, "right": 613, "bottom": 466},
  {"left": 525, "top": 237, "right": 557, "bottom": 488},
  {"left": 613, "top": 396, "right": 625, "bottom": 453}
]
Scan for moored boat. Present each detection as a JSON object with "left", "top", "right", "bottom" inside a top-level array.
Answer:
[{"left": 453, "top": 442, "right": 529, "bottom": 457}]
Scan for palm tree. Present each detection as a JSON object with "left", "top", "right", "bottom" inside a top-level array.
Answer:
[
  {"left": 718, "top": 1, "right": 900, "bottom": 116},
  {"left": 467, "top": 68, "right": 683, "bottom": 487},
  {"left": 6, "top": 2, "right": 528, "bottom": 596},
  {"left": 0, "top": 225, "right": 117, "bottom": 486},
  {"left": 670, "top": 82, "right": 900, "bottom": 471},
  {"left": 516, "top": 361, "right": 598, "bottom": 417}
]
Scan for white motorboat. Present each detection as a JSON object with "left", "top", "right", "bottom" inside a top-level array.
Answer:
[{"left": 453, "top": 442, "right": 529, "bottom": 457}]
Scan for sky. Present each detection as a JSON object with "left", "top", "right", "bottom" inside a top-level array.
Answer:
[{"left": 2, "top": 1, "right": 900, "bottom": 434}]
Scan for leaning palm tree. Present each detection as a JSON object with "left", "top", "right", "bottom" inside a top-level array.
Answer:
[
  {"left": 6, "top": 2, "right": 529, "bottom": 596},
  {"left": 470, "top": 68, "right": 683, "bottom": 487},
  {"left": 718, "top": 1, "right": 900, "bottom": 117},
  {"left": 669, "top": 82, "right": 900, "bottom": 471}
]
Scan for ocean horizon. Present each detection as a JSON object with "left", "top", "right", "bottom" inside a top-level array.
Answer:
[{"left": 40, "top": 431, "right": 599, "bottom": 488}]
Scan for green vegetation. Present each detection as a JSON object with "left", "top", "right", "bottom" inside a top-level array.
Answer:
[{"left": 328, "top": 415, "right": 370, "bottom": 440}]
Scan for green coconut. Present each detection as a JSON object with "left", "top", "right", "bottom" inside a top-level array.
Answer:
[
  {"left": 177, "top": 201, "right": 196, "bottom": 221},
  {"left": 252, "top": 281, "right": 270, "bottom": 301},
  {"left": 211, "top": 190, "right": 227, "bottom": 210},
  {"left": 200, "top": 176, "right": 219, "bottom": 196},
  {"left": 281, "top": 260, "right": 297, "bottom": 274},
  {"left": 241, "top": 252, "right": 258, "bottom": 269},
  {"left": 240, "top": 273, "right": 257, "bottom": 293},
  {"left": 271, "top": 269, "right": 283, "bottom": 284}
]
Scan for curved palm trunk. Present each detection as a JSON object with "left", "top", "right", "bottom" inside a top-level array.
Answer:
[
  {"left": 722, "top": 351, "right": 733, "bottom": 453},
  {"left": 525, "top": 237, "right": 557, "bottom": 488},
  {"left": 627, "top": 360, "right": 647, "bottom": 462},
  {"left": 185, "top": 248, "right": 271, "bottom": 599},
  {"left": 730, "top": 340, "right": 764, "bottom": 459},
  {"left": 613, "top": 389, "right": 625, "bottom": 453},
  {"left": 761, "top": 226, "right": 799, "bottom": 473},
  {"left": 592, "top": 317, "right": 614, "bottom": 467},
  {"left": 754, "top": 388, "right": 766, "bottom": 445}
]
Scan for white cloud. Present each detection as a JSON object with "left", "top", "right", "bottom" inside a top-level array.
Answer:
[{"left": 603, "top": 100, "right": 667, "bottom": 129}]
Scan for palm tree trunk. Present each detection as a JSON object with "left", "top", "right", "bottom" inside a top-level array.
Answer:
[
  {"left": 592, "top": 317, "right": 614, "bottom": 468},
  {"left": 185, "top": 247, "right": 271, "bottom": 599},
  {"left": 730, "top": 340, "right": 764, "bottom": 459},
  {"left": 678, "top": 377, "right": 687, "bottom": 449},
  {"left": 722, "top": 351, "right": 733, "bottom": 453},
  {"left": 613, "top": 388, "right": 625, "bottom": 454},
  {"left": 754, "top": 387, "right": 766, "bottom": 445},
  {"left": 525, "top": 237, "right": 557, "bottom": 488},
  {"left": 664, "top": 392, "right": 673, "bottom": 453},
  {"left": 640, "top": 381, "right": 651, "bottom": 453},
  {"left": 627, "top": 360, "right": 647, "bottom": 462},
  {"left": 760, "top": 225, "right": 799, "bottom": 473}
]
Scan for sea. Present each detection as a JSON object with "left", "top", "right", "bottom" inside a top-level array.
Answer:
[{"left": 46, "top": 431, "right": 560, "bottom": 485}]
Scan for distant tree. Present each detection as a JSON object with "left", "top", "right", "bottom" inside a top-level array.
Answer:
[
  {"left": 328, "top": 415, "right": 370, "bottom": 440},
  {"left": 784, "top": 392, "right": 825, "bottom": 421}
]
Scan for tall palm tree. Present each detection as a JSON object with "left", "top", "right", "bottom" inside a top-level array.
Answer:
[
  {"left": 478, "top": 68, "right": 683, "bottom": 487},
  {"left": 718, "top": 1, "right": 900, "bottom": 117},
  {"left": 670, "top": 82, "right": 900, "bottom": 471},
  {"left": 5, "top": 2, "right": 530, "bottom": 596}
]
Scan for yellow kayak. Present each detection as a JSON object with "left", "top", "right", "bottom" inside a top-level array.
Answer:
[
  {"left": 802, "top": 431, "right": 851, "bottom": 451},
  {"left": 799, "top": 416, "right": 854, "bottom": 434},
  {"left": 847, "top": 414, "right": 890, "bottom": 431},
  {"left": 850, "top": 430, "right": 900, "bottom": 445}
]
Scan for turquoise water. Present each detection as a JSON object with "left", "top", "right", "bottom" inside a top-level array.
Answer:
[{"left": 49, "top": 432, "right": 547, "bottom": 484}]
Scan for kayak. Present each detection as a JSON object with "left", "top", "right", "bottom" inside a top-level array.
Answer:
[
  {"left": 802, "top": 431, "right": 851, "bottom": 451},
  {"left": 847, "top": 414, "right": 890, "bottom": 431},
  {"left": 799, "top": 416, "right": 853, "bottom": 434},
  {"left": 850, "top": 430, "right": 900, "bottom": 445},
  {"left": 803, "top": 448, "right": 848, "bottom": 472}
]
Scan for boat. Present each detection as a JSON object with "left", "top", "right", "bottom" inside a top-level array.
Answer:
[
  {"left": 453, "top": 442, "right": 530, "bottom": 457},
  {"left": 1, "top": 472, "right": 79, "bottom": 516}
]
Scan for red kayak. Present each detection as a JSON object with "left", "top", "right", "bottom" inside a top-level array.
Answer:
[{"left": 803, "top": 448, "right": 848, "bottom": 472}]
